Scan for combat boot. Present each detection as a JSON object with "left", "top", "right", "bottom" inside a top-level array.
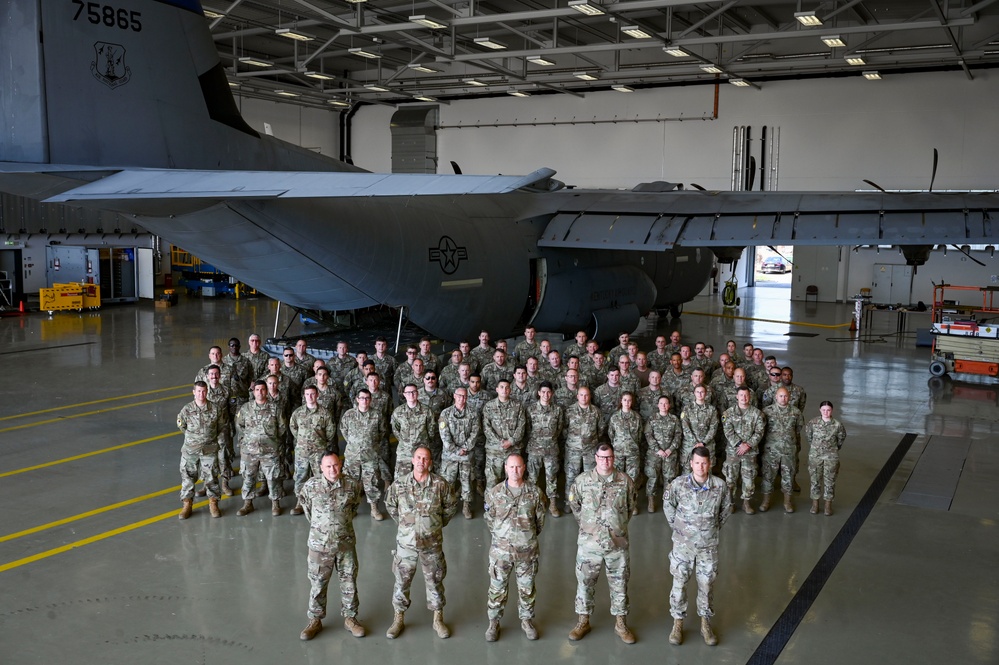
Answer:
[
  {"left": 521, "top": 619, "right": 538, "bottom": 640},
  {"left": 568, "top": 614, "right": 590, "bottom": 641},
  {"left": 759, "top": 493, "right": 771, "bottom": 512},
  {"left": 810, "top": 499, "right": 819, "bottom": 514},
  {"left": 485, "top": 619, "right": 500, "bottom": 642},
  {"left": 614, "top": 616, "right": 636, "bottom": 644},
  {"left": 220, "top": 477, "right": 233, "bottom": 497},
  {"left": 700, "top": 617, "right": 718, "bottom": 646},
  {"left": 824, "top": 500, "right": 833, "bottom": 516},
  {"left": 550, "top": 499, "right": 561, "bottom": 517},
  {"left": 344, "top": 616, "right": 365, "bottom": 637},
  {"left": 386, "top": 611, "right": 405, "bottom": 639},
  {"left": 631, "top": 503, "right": 639, "bottom": 516},
  {"left": 370, "top": 502, "right": 385, "bottom": 521},
  {"left": 236, "top": 500, "right": 254, "bottom": 516},
  {"left": 668, "top": 619, "right": 683, "bottom": 645},
  {"left": 300, "top": 618, "right": 322, "bottom": 641},
  {"left": 463, "top": 502, "right": 473, "bottom": 520},
  {"left": 272, "top": 500, "right": 282, "bottom": 516},
  {"left": 647, "top": 496, "right": 655, "bottom": 514},
  {"left": 178, "top": 499, "right": 193, "bottom": 520},
  {"left": 433, "top": 610, "right": 450, "bottom": 638},
  {"left": 208, "top": 497, "right": 221, "bottom": 518},
  {"left": 743, "top": 499, "right": 755, "bottom": 515},
  {"left": 783, "top": 493, "right": 794, "bottom": 513},
  {"left": 290, "top": 502, "right": 304, "bottom": 516}
]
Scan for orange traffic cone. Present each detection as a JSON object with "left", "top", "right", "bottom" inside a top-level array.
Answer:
[
  {"left": 19, "top": 300, "right": 25, "bottom": 313},
  {"left": 849, "top": 318, "right": 857, "bottom": 333}
]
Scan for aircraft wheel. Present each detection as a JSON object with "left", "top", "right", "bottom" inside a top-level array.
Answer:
[
  {"left": 928, "top": 360, "right": 947, "bottom": 377},
  {"left": 670, "top": 304, "right": 682, "bottom": 318},
  {"left": 722, "top": 283, "right": 738, "bottom": 307}
]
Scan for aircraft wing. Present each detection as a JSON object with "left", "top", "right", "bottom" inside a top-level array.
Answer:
[{"left": 537, "top": 190, "right": 999, "bottom": 248}]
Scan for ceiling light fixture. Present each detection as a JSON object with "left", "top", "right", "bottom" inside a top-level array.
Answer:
[
  {"left": 328, "top": 98, "right": 351, "bottom": 107},
  {"left": 409, "top": 15, "right": 448, "bottom": 29},
  {"left": 527, "top": 55, "right": 557, "bottom": 66},
  {"left": 408, "top": 63, "right": 441, "bottom": 73},
  {"left": 239, "top": 56, "right": 274, "bottom": 68},
  {"left": 573, "top": 71, "right": 599, "bottom": 81},
  {"left": 342, "top": 0, "right": 367, "bottom": 3},
  {"left": 729, "top": 78, "right": 750, "bottom": 87},
  {"left": 621, "top": 25, "right": 653, "bottom": 39},
  {"left": 413, "top": 95, "right": 437, "bottom": 102},
  {"left": 274, "top": 90, "right": 300, "bottom": 97},
  {"left": 821, "top": 35, "right": 845, "bottom": 47},
  {"left": 474, "top": 37, "right": 507, "bottom": 50},
  {"left": 700, "top": 64, "right": 723, "bottom": 74},
  {"left": 364, "top": 83, "right": 390, "bottom": 92},
  {"left": 304, "top": 71, "right": 335, "bottom": 80},
  {"left": 845, "top": 56, "right": 866, "bottom": 65},
  {"left": 275, "top": 28, "right": 315, "bottom": 42},
  {"left": 463, "top": 78, "right": 487, "bottom": 86},
  {"left": 568, "top": 0, "right": 605, "bottom": 16},
  {"left": 862, "top": 71, "right": 881, "bottom": 80},
  {"left": 508, "top": 89, "right": 530, "bottom": 97},
  {"left": 794, "top": 11, "right": 822, "bottom": 26},
  {"left": 611, "top": 84, "right": 633, "bottom": 92},
  {"left": 663, "top": 46, "right": 687, "bottom": 57},
  {"left": 348, "top": 47, "right": 382, "bottom": 59},
  {"left": 203, "top": 8, "right": 225, "bottom": 19}
]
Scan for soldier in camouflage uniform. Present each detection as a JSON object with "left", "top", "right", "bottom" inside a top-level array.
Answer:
[
  {"left": 483, "top": 454, "right": 547, "bottom": 641},
  {"left": 205, "top": 365, "right": 235, "bottom": 497},
  {"left": 417, "top": 337, "right": 440, "bottom": 375},
  {"left": 293, "top": 339, "right": 318, "bottom": 374},
  {"left": 563, "top": 386, "right": 605, "bottom": 498},
  {"left": 664, "top": 447, "right": 732, "bottom": 647},
  {"left": 594, "top": 368, "right": 624, "bottom": 435},
  {"left": 311, "top": 366, "right": 343, "bottom": 424},
  {"left": 341, "top": 389, "right": 388, "bottom": 520},
  {"left": 680, "top": 385, "right": 718, "bottom": 469},
  {"left": 418, "top": 371, "right": 451, "bottom": 465},
  {"left": 469, "top": 330, "right": 495, "bottom": 371},
  {"left": 721, "top": 386, "right": 766, "bottom": 514},
  {"left": 555, "top": 367, "right": 581, "bottom": 409},
  {"left": 465, "top": 374, "right": 491, "bottom": 495},
  {"left": 439, "top": 387, "right": 481, "bottom": 519},
  {"left": 289, "top": 385, "right": 337, "bottom": 515},
  {"left": 384, "top": 447, "right": 458, "bottom": 640},
  {"left": 481, "top": 380, "right": 527, "bottom": 488},
  {"left": 371, "top": 337, "right": 397, "bottom": 393},
  {"left": 194, "top": 345, "right": 225, "bottom": 384},
  {"left": 364, "top": 372, "right": 394, "bottom": 484},
  {"left": 327, "top": 342, "right": 356, "bottom": 392},
  {"left": 298, "top": 452, "right": 366, "bottom": 641},
  {"left": 760, "top": 388, "right": 804, "bottom": 513},
  {"left": 509, "top": 365, "right": 535, "bottom": 406},
  {"left": 562, "top": 330, "right": 587, "bottom": 363},
  {"left": 608, "top": 392, "right": 643, "bottom": 508},
  {"left": 580, "top": 351, "right": 608, "bottom": 390},
  {"left": 234, "top": 380, "right": 288, "bottom": 516},
  {"left": 280, "top": 347, "right": 309, "bottom": 409},
  {"left": 805, "top": 401, "right": 847, "bottom": 516},
  {"left": 606, "top": 332, "right": 631, "bottom": 366},
  {"left": 391, "top": 383, "right": 437, "bottom": 479},
  {"left": 525, "top": 381, "right": 565, "bottom": 517},
  {"left": 513, "top": 325, "right": 540, "bottom": 366},
  {"left": 780, "top": 366, "right": 807, "bottom": 411},
  {"left": 245, "top": 333, "right": 271, "bottom": 381},
  {"left": 566, "top": 444, "right": 638, "bottom": 644},
  {"left": 176, "top": 381, "right": 224, "bottom": 519},
  {"left": 644, "top": 395, "right": 682, "bottom": 513},
  {"left": 482, "top": 349, "right": 515, "bottom": 393},
  {"left": 438, "top": 349, "right": 465, "bottom": 395},
  {"left": 223, "top": 338, "right": 253, "bottom": 405},
  {"left": 638, "top": 370, "right": 666, "bottom": 422},
  {"left": 647, "top": 335, "right": 669, "bottom": 374}
]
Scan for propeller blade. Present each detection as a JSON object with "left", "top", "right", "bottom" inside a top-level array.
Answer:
[
  {"left": 863, "top": 179, "right": 887, "bottom": 193},
  {"left": 929, "top": 148, "right": 938, "bottom": 192},
  {"left": 746, "top": 155, "right": 756, "bottom": 191},
  {"left": 953, "top": 244, "right": 986, "bottom": 267},
  {"left": 450, "top": 160, "right": 462, "bottom": 175}
]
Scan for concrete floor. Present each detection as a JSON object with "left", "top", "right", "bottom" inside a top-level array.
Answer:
[{"left": 1, "top": 288, "right": 996, "bottom": 664}]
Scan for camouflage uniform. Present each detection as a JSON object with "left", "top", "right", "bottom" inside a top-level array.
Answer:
[
  {"left": 638, "top": 386, "right": 667, "bottom": 423},
  {"left": 391, "top": 402, "right": 436, "bottom": 478},
  {"left": 761, "top": 403, "right": 804, "bottom": 495},
  {"left": 438, "top": 363, "right": 462, "bottom": 395},
  {"left": 513, "top": 339, "right": 540, "bottom": 366},
  {"left": 563, "top": 403, "right": 604, "bottom": 495},
  {"left": 418, "top": 387, "right": 452, "bottom": 463},
  {"left": 805, "top": 417, "right": 847, "bottom": 501},
  {"left": 606, "top": 345, "right": 629, "bottom": 364},
  {"left": 222, "top": 354, "right": 253, "bottom": 405},
  {"left": 470, "top": 346, "right": 495, "bottom": 373},
  {"left": 417, "top": 352, "right": 440, "bottom": 375},
  {"left": 235, "top": 399, "right": 288, "bottom": 501},
  {"left": 562, "top": 341, "right": 586, "bottom": 362},
  {"left": 525, "top": 401, "right": 565, "bottom": 499},
  {"left": 664, "top": 472, "right": 732, "bottom": 619},
  {"left": 327, "top": 355, "right": 356, "bottom": 392},
  {"left": 340, "top": 408, "right": 387, "bottom": 504},
  {"left": 313, "top": 384, "right": 343, "bottom": 423},
  {"left": 206, "top": 382, "right": 236, "bottom": 489},
  {"left": 646, "top": 350, "right": 670, "bottom": 374},
  {"left": 554, "top": 384, "right": 579, "bottom": 410},
  {"left": 245, "top": 349, "right": 271, "bottom": 380},
  {"left": 176, "top": 399, "right": 224, "bottom": 499},
  {"left": 680, "top": 402, "right": 719, "bottom": 468},
  {"left": 481, "top": 362, "right": 514, "bottom": 393},
  {"left": 372, "top": 353, "right": 397, "bottom": 392},
  {"left": 509, "top": 382, "right": 536, "bottom": 407},
  {"left": 481, "top": 398, "right": 527, "bottom": 488},
  {"left": 579, "top": 362, "right": 607, "bottom": 390},
  {"left": 290, "top": 404, "right": 337, "bottom": 496},
  {"left": 281, "top": 362, "right": 309, "bottom": 407},
  {"left": 783, "top": 383, "right": 807, "bottom": 412},
  {"left": 721, "top": 405, "right": 766, "bottom": 501},
  {"left": 484, "top": 480, "right": 547, "bottom": 620},
  {"left": 438, "top": 404, "right": 481, "bottom": 502},
  {"left": 607, "top": 410, "right": 643, "bottom": 483},
  {"left": 385, "top": 472, "right": 458, "bottom": 612},
  {"left": 644, "top": 411, "right": 682, "bottom": 499},
  {"left": 466, "top": 388, "right": 491, "bottom": 488},
  {"left": 567, "top": 469, "right": 637, "bottom": 617},
  {"left": 593, "top": 383, "right": 623, "bottom": 431},
  {"left": 299, "top": 472, "right": 363, "bottom": 620}
]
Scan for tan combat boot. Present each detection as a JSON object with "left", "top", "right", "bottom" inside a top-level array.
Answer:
[
  {"left": 220, "top": 478, "right": 233, "bottom": 498},
  {"left": 290, "top": 502, "right": 304, "bottom": 515},
  {"left": 647, "top": 496, "right": 655, "bottom": 514},
  {"left": 759, "top": 493, "right": 771, "bottom": 512},
  {"left": 568, "top": 614, "right": 590, "bottom": 641},
  {"left": 370, "top": 502, "right": 385, "bottom": 521},
  {"left": 463, "top": 502, "right": 473, "bottom": 520},
  {"left": 700, "top": 617, "right": 718, "bottom": 646},
  {"left": 178, "top": 499, "right": 193, "bottom": 520},
  {"left": 549, "top": 499, "right": 561, "bottom": 518},
  {"left": 208, "top": 497, "right": 221, "bottom": 518},
  {"left": 484, "top": 619, "right": 500, "bottom": 642},
  {"left": 783, "top": 493, "right": 794, "bottom": 513},
  {"left": 824, "top": 500, "right": 833, "bottom": 516},
  {"left": 614, "top": 615, "right": 636, "bottom": 644},
  {"left": 385, "top": 611, "right": 405, "bottom": 639},
  {"left": 810, "top": 499, "right": 820, "bottom": 514},
  {"left": 300, "top": 618, "right": 322, "bottom": 641},
  {"left": 236, "top": 499, "right": 254, "bottom": 516},
  {"left": 521, "top": 619, "right": 538, "bottom": 640},
  {"left": 344, "top": 616, "right": 365, "bottom": 637},
  {"left": 743, "top": 499, "right": 755, "bottom": 515},
  {"left": 272, "top": 500, "right": 282, "bottom": 516},
  {"left": 433, "top": 610, "right": 450, "bottom": 638},
  {"left": 668, "top": 618, "right": 683, "bottom": 645}
]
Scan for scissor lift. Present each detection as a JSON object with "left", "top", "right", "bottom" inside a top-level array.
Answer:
[{"left": 929, "top": 283, "right": 999, "bottom": 379}]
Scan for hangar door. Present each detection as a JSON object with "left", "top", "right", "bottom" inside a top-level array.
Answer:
[
  {"left": 136, "top": 247, "right": 154, "bottom": 299},
  {"left": 791, "top": 246, "right": 839, "bottom": 302}
]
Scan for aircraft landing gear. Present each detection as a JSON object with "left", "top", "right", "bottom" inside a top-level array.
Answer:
[
  {"left": 669, "top": 304, "right": 683, "bottom": 319},
  {"left": 722, "top": 261, "right": 741, "bottom": 308}
]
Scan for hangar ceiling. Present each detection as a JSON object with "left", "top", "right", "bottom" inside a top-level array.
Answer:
[{"left": 207, "top": 0, "right": 999, "bottom": 108}]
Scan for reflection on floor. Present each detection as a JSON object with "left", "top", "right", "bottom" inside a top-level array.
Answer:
[{"left": 1, "top": 288, "right": 996, "bottom": 665}]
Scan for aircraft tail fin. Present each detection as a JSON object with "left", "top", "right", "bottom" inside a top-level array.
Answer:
[{"left": 0, "top": 0, "right": 338, "bottom": 172}]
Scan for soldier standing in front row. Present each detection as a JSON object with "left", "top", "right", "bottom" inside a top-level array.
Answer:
[
  {"left": 438, "top": 387, "right": 481, "bottom": 519},
  {"left": 483, "top": 454, "right": 547, "bottom": 642},
  {"left": 176, "top": 380, "right": 224, "bottom": 519},
  {"left": 805, "top": 400, "right": 847, "bottom": 516},
  {"left": 760, "top": 387, "right": 804, "bottom": 513},
  {"left": 298, "top": 452, "right": 366, "bottom": 641},
  {"left": 235, "top": 380, "right": 288, "bottom": 517},
  {"left": 664, "top": 447, "right": 732, "bottom": 647},
  {"left": 289, "top": 385, "right": 337, "bottom": 516},
  {"left": 566, "top": 443, "right": 638, "bottom": 645},
  {"left": 340, "top": 389, "right": 387, "bottom": 521}
]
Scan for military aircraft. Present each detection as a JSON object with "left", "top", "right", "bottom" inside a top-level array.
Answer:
[{"left": 1, "top": 0, "right": 997, "bottom": 342}]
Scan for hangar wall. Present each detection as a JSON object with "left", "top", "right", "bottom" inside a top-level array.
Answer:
[{"left": 234, "top": 95, "right": 339, "bottom": 158}]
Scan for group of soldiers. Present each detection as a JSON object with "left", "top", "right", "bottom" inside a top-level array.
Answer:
[{"left": 175, "top": 326, "right": 848, "bottom": 646}]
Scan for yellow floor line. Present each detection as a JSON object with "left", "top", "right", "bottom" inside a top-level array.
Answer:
[
  {"left": 685, "top": 310, "right": 854, "bottom": 329},
  {"left": 0, "top": 432, "right": 179, "bottom": 478},
  {"left": 0, "top": 486, "right": 182, "bottom": 543},
  {"left": 0, "top": 384, "right": 189, "bottom": 422},
  {"left": 0, "top": 394, "right": 187, "bottom": 433}
]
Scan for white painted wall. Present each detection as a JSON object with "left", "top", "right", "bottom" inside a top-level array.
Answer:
[{"left": 233, "top": 94, "right": 340, "bottom": 158}]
